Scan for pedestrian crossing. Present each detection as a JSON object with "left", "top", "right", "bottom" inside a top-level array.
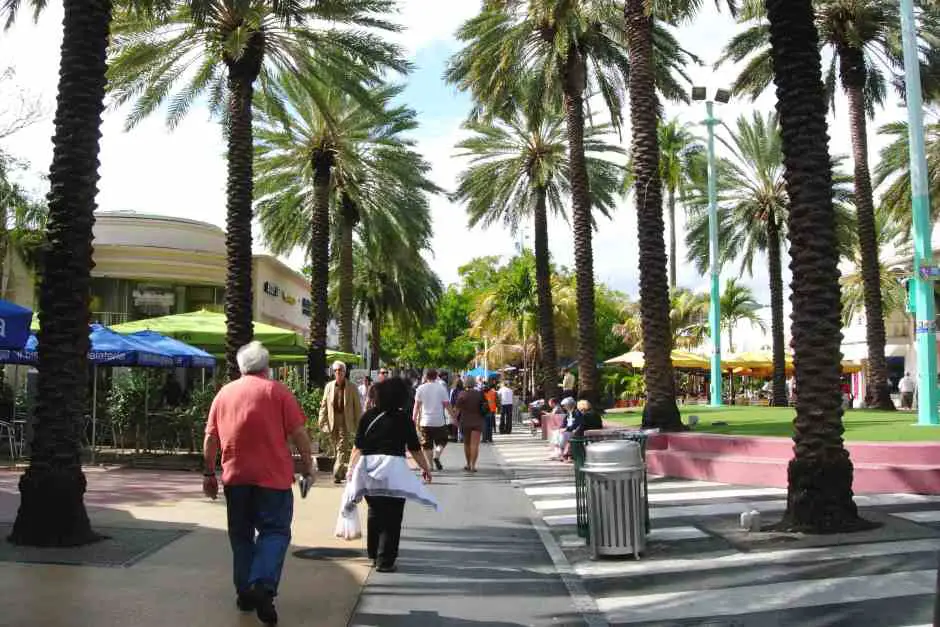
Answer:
[{"left": 490, "top": 431, "right": 940, "bottom": 626}]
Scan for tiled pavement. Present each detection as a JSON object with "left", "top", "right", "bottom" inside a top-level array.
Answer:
[{"left": 492, "top": 431, "right": 940, "bottom": 627}]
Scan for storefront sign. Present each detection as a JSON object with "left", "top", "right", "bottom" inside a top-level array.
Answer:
[{"left": 263, "top": 281, "right": 281, "bottom": 297}]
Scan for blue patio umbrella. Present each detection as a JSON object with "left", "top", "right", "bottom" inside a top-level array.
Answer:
[
  {"left": 465, "top": 366, "right": 499, "bottom": 379},
  {"left": 0, "top": 299, "right": 32, "bottom": 350},
  {"left": 0, "top": 324, "right": 174, "bottom": 463},
  {"left": 124, "top": 330, "right": 216, "bottom": 369}
]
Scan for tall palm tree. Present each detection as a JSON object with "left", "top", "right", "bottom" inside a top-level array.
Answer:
[
  {"left": 625, "top": 118, "right": 703, "bottom": 289},
  {"left": 874, "top": 110, "right": 940, "bottom": 235},
  {"left": 107, "top": 1, "right": 408, "bottom": 380},
  {"left": 719, "top": 0, "right": 940, "bottom": 410},
  {"left": 2, "top": 0, "right": 144, "bottom": 548},
  {"left": 685, "top": 111, "right": 855, "bottom": 406},
  {"left": 613, "top": 288, "right": 709, "bottom": 352},
  {"left": 254, "top": 77, "right": 435, "bottom": 385},
  {"left": 351, "top": 239, "right": 441, "bottom": 369},
  {"left": 452, "top": 102, "right": 624, "bottom": 400},
  {"left": 764, "top": 0, "right": 869, "bottom": 533},
  {"left": 719, "top": 278, "right": 766, "bottom": 352},
  {"left": 447, "top": 0, "right": 695, "bottom": 403}
]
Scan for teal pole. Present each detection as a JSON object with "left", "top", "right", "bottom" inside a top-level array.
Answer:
[
  {"left": 705, "top": 101, "right": 723, "bottom": 406},
  {"left": 900, "top": 0, "right": 939, "bottom": 425}
]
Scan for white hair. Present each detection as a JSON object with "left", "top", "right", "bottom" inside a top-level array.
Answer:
[
  {"left": 236, "top": 341, "right": 270, "bottom": 375},
  {"left": 331, "top": 360, "right": 346, "bottom": 373}
]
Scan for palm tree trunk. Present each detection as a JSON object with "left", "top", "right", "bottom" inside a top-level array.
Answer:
[
  {"left": 9, "top": 0, "right": 110, "bottom": 547},
  {"left": 562, "top": 55, "right": 598, "bottom": 402},
  {"left": 625, "top": 0, "right": 682, "bottom": 431},
  {"left": 765, "top": 0, "right": 869, "bottom": 533},
  {"left": 841, "top": 50, "right": 894, "bottom": 411},
  {"left": 338, "top": 193, "right": 355, "bottom": 354},
  {"left": 308, "top": 159, "right": 332, "bottom": 389},
  {"left": 533, "top": 187, "right": 559, "bottom": 400},
  {"left": 668, "top": 188, "right": 677, "bottom": 289},
  {"left": 221, "top": 72, "right": 256, "bottom": 382},
  {"left": 767, "top": 210, "right": 788, "bottom": 407}
]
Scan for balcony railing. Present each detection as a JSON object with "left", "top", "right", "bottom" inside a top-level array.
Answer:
[{"left": 91, "top": 312, "right": 130, "bottom": 327}]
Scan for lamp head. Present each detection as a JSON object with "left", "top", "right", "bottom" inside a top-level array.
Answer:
[
  {"left": 715, "top": 88, "right": 731, "bottom": 104},
  {"left": 691, "top": 86, "right": 706, "bottom": 101}
]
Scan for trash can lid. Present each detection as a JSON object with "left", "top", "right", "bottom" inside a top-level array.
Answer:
[{"left": 584, "top": 440, "right": 644, "bottom": 471}]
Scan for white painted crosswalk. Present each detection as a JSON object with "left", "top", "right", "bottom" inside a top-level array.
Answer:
[{"left": 492, "top": 431, "right": 940, "bottom": 626}]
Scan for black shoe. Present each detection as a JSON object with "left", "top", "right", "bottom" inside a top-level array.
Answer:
[
  {"left": 252, "top": 585, "right": 278, "bottom": 625},
  {"left": 334, "top": 478, "right": 344, "bottom": 484},
  {"left": 376, "top": 563, "right": 397, "bottom": 573},
  {"left": 236, "top": 592, "right": 255, "bottom": 612},
  {"left": 433, "top": 458, "right": 443, "bottom": 471}
]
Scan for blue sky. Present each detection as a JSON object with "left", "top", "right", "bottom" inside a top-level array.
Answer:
[{"left": 0, "top": 1, "right": 911, "bottom": 334}]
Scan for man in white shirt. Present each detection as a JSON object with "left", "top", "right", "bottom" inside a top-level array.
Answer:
[
  {"left": 899, "top": 372, "right": 915, "bottom": 409},
  {"left": 413, "top": 369, "right": 451, "bottom": 471},
  {"left": 498, "top": 381, "right": 515, "bottom": 434}
]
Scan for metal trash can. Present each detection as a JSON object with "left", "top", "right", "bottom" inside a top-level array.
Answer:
[
  {"left": 585, "top": 428, "right": 651, "bottom": 533},
  {"left": 583, "top": 440, "right": 647, "bottom": 559}
]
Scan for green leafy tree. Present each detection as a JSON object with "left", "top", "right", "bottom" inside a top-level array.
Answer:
[
  {"left": 453, "top": 99, "right": 623, "bottom": 399},
  {"left": 718, "top": 278, "right": 766, "bottom": 353},
  {"left": 253, "top": 78, "right": 435, "bottom": 384},
  {"left": 448, "top": 0, "right": 696, "bottom": 402},
  {"left": 613, "top": 288, "right": 708, "bottom": 351},
  {"left": 764, "top": 0, "right": 869, "bottom": 532},
  {"left": 718, "top": 0, "right": 940, "bottom": 410},
  {"left": 107, "top": 0, "right": 409, "bottom": 380}
]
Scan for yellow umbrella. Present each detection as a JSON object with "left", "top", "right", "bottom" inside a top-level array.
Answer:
[{"left": 604, "top": 350, "right": 709, "bottom": 370}]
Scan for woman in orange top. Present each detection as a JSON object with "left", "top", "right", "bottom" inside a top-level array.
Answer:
[{"left": 483, "top": 384, "right": 498, "bottom": 443}]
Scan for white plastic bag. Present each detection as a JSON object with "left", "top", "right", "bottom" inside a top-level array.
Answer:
[{"left": 334, "top": 505, "right": 362, "bottom": 541}]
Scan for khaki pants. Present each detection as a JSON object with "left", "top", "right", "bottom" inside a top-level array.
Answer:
[{"left": 332, "top": 426, "right": 351, "bottom": 481}]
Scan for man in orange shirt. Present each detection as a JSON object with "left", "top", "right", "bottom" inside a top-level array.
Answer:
[
  {"left": 483, "top": 382, "right": 498, "bottom": 443},
  {"left": 203, "top": 341, "right": 314, "bottom": 626}
]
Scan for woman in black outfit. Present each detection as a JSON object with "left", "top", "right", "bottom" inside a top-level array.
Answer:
[{"left": 346, "top": 378, "right": 433, "bottom": 572}]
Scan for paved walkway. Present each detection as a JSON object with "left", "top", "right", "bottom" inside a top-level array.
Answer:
[
  {"left": 493, "top": 431, "right": 940, "bottom": 627},
  {"left": 350, "top": 434, "right": 588, "bottom": 627}
]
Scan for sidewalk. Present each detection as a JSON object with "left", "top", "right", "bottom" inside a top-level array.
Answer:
[
  {"left": 0, "top": 467, "right": 370, "bottom": 627},
  {"left": 349, "top": 436, "right": 590, "bottom": 627},
  {"left": 493, "top": 432, "right": 940, "bottom": 626}
]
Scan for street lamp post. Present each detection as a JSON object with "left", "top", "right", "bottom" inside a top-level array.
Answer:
[
  {"left": 899, "top": 0, "right": 939, "bottom": 425},
  {"left": 693, "top": 86, "right": 730, "bottom": 407}
]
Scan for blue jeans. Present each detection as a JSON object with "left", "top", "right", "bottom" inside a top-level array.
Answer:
[
  {"left": 224, "top": 485, "right": 293, "bottom": 596},
  {"left": 483, "top": 413, "right": 495, "bottom": 442}
]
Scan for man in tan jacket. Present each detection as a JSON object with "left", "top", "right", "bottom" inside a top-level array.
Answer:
[{"left": 319, "top": 361, "right": 362, "bottom": 483}]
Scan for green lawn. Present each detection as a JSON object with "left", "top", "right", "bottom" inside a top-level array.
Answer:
[{"left": 604, "top": 405, "right": 940, "bottom": 442}]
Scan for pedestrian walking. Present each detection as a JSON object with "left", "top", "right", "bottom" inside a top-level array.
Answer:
[
  {"left": 450, "top": 378, "right": 464, "bottom": 442},
  {"left": 344, "top": 378, "right": 437, "bottom": 573},
  {"left": 455, "top": 380, "right": 487, "bottom": 472},
  {"left": 319, "top": 361, "right": 363, "bottom": 483},
  {"left": 498, "top": 380, "right": 514, "bottom": 434},
  {"left": 202, "top": 341, "right": 314, "bottom": 626},
  {"left": 899, "top": 372, "right": 915, "bottom": 409},
  {"left": 483, "top": 383, "right": 498, "bottom": 443},
  {"left": 358, "top": 375, "right": 372, "bottom": 407},
  {"left": 413, "top": 369, "right": 452, "bottom": 471}
]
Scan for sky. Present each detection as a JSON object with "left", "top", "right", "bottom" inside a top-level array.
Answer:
[{"left": 0, "top": 1, "right": 914, "bottom": 338}]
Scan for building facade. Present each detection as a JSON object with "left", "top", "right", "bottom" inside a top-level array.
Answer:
[{"left": 8, "top": 211, "right": 371, "bottom": 363}]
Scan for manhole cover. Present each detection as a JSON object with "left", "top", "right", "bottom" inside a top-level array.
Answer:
[{"left": 293, "top": 547, "right": 364, "bottom": 560}]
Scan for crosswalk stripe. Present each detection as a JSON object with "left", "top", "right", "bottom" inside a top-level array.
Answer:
[
  {"left": 544, "top": 514, "right": 576, "bottom": 526},
  {"left": 575, "top": 538, "right": 940, "bottom": 579},
  {"left": 597, "top": 568, "right": 935, "bottom": 624},
  {"left": 893, "top": 510, "right": 940, "bottom": 523},
  {"left": 534, "top": 498, "right": 576, "bottom": 511}
]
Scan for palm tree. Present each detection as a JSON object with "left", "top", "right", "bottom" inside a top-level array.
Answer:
[
  {"left": 841, "top": 205, "right": 911, "bottom": 327},
  {"left": 719, "top": 0, "right": 937, "bottom": 410},
  {"left": 447, "top": 0, "right": 696, "bottom": 403},
  {"left": 351, "top": 239, "right": 441, "bottom": 369},
  {"left": 254, "top": 78, "right": 435, "bottom": 385},
  {"left": 613, "top": 288, "right": 709, "bottom": 352},
  {"left": 685, "top": 111, "right": 855, "bottom": 406},
  {"left": 764, "top": 0, "right": 869, "bottom": 533},
  {"left": 873, "top": 110, "right": 940, "bottom": 235},
  {"left": 625, "top": 118, "right": 703, "bottom": 289},
  {"left": 1, "top": 0, "right": 130, "bottom": 547},
  {"left": 719, "top": 278, "right": 766, "bottom": 352},
  {"left": 452, "top": 101, "right": 624, "bottom": 400},
  {"left": 107, "top": 1, "right": 408, "bottom": 380}
]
